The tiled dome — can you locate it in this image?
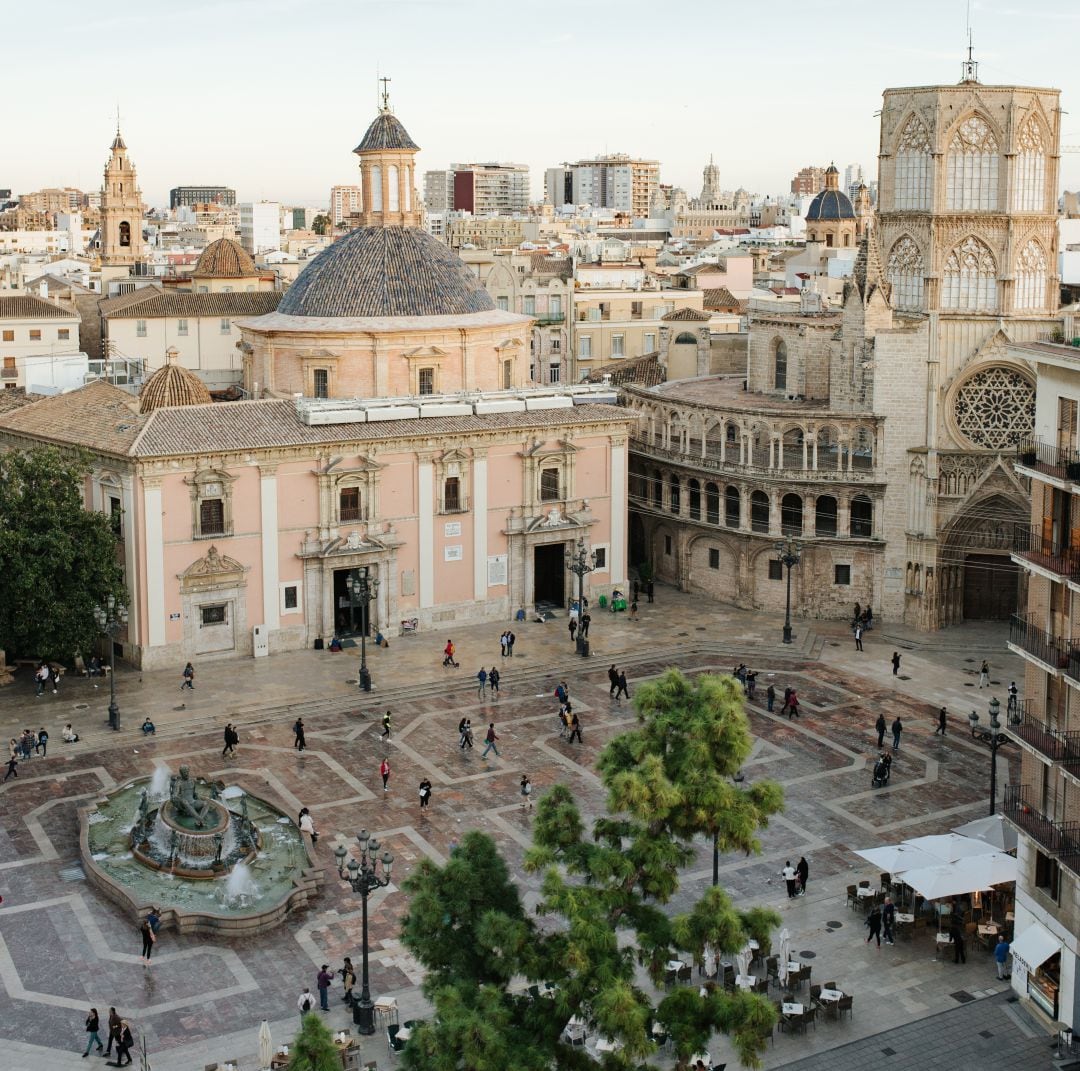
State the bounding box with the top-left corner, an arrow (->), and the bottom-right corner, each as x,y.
277,226 -> 496,318
194,238 -> 257,278
353,110 -> 419,154
139,362 -> 212,413
805,189 -> 856,221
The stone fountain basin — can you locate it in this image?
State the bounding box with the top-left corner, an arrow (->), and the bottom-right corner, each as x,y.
80,775 -> 324,937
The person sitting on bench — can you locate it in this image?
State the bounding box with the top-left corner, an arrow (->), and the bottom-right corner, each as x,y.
141,718 -> 156,735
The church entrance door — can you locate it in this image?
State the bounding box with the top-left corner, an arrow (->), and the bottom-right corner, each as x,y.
333,568 -> 371,637
533,544 -> 565,610
962,554 -> 1018,620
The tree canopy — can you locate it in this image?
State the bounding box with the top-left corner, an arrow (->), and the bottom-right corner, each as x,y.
399,669 -> 784,1070
286,1013 -> 341,1071
311,214 -> 330,235
0,446 -> 126,660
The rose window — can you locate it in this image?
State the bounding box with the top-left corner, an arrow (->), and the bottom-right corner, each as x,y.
952,366 -> 1035,449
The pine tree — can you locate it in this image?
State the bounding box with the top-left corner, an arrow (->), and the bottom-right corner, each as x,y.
286,1013 -> 341,1071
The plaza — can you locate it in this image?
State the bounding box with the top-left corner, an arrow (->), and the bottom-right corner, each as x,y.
0,587 -> 1055,1069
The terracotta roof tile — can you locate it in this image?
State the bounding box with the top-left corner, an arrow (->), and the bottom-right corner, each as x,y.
0,381 -> 144,455
661,307 -> 711,322
99,288 -> 281,318
585,352 -> 665,387
702,287 -> 740,309
0,294 -> 81,320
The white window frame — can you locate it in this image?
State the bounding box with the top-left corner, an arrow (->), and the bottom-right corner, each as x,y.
591,543 -> 609,573
279,581 -> 302,616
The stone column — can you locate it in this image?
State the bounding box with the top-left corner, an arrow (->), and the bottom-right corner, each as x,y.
143,478 -> 165,649
260,464 -> 280,631
473,451 -> 488,603
838,495 -> 851,539
418,456 -> 435,609
611,439 -> 627,585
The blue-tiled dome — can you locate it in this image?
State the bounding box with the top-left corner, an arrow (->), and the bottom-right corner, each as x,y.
806,189 -> 856,221
277,226 -> 495,318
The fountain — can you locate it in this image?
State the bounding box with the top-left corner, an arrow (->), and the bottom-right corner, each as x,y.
79,766 -> 323,936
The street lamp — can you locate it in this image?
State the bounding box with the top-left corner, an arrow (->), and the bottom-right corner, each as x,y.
333,831 -> 394,1034
969,697 -> 1020,816
565,536 -> 598,657
347,567 -> 379,692
774,537 -> 801,645
93,597 -> 127,731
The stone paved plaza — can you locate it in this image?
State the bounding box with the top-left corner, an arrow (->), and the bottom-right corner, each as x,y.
0,587 -> 1056,1069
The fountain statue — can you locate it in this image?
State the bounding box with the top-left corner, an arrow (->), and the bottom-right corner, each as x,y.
169,766 -> 214,828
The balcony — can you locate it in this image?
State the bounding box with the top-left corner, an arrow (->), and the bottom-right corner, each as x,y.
1008,614 -> 1074,671
1016,436 -> 1080,484
1,368 -> 18,379
1003,785 -> 1080,876
1008,700 -> 1080,768
439,495 -> 469,514
1012,525 -> 1080,581
536,313 -> 565,325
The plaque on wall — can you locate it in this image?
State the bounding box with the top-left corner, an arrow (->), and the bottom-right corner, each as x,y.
444,521 -> 462,537
487,555 -> 508,587
444,545 -> 463,562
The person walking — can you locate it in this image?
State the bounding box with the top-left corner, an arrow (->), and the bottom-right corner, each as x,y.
221,723 -> 236,758
458,717 -> 472,750
1007,681 -> 1018,714
341,958 -> 356,1004
379,757 -> 391,792
630,600 -> 639,622
881,896 -> 896,945
891,651 -> 901,676
646,580 -> 655,603
82,1007 -> 104,1058
891,717 -> 903,751
443,639 -> 459,667
34,662 -> 49,697
297,988 -> 316,1015
580,612 -> 591,638
520,774 -> 533,810
139,916 -> 156,966
554,680 -> 569,712
50,664 -> 60,695
181,662 -> 195,691
616,670 -> 630,701
994,935 -> 1011,979
110,1020 -> 134,1067
949,919 -> 966,964
608,665 -> 619,698
293,718 -> 306,752
568,617 -> 577,644
781,861 -> 798,898
381,710 -> 392,739
476,667 -> 488,698
103,1009 -> 121,1060
3,753 -> 17,782
935,707 -> 948,735
488,666 -> 500,696
865,903 -> 883,948
507,630 -> 516,657
36,727 -> 48,756
978,659 -> 990,688
481,723 -> 500,758
796,856 -> 809,895
419,778 -> 432,812
786,688 -> 800,719
766,683 -> 775,712
854,624 -> 864,652
568,712 -> 583,744
500,631 -> 509,658
875,713 -> 887,749
317,964 -> 334,1011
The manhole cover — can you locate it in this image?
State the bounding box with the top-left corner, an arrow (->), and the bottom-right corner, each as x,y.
950,990 -> 976,1004
58,866 -> 86,882
881,1047 -> 897,1057
677,632 -> 689,636
964,658 -> 976,663
347,679 -> 359,685
830,642 -> 841,647
826,921 -> 843,928
991,680 -> 1001,685
74,703 -> 89,710
799,950 -> 816,959
696,627 -> 707,631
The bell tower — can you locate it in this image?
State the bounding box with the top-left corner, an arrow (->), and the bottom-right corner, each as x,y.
100,124 -> 145,273
352,79 -> 422,229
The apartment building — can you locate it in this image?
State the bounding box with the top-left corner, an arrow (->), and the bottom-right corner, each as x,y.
0,293 -> 83,390
553,155 -> 660,216
239,202 -> 280,254
169,186 -> 236,209
330,185 -> 363,225
424,164 -> 530,216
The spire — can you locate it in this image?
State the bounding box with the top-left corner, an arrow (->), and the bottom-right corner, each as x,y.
960,2 -> 979,83
853,227 -> 890,305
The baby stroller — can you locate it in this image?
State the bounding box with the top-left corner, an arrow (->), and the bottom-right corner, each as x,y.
872,754 -> 892,788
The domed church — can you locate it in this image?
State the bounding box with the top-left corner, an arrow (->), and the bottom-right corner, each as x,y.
804,164 -> 858,248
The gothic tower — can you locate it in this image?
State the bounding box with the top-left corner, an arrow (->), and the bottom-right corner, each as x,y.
699,155 -> 720,205
99,127 -> 145,272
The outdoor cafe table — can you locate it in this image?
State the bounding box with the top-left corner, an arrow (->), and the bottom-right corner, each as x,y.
595,1037 -> 621,1053
895,913 -> 915,924
735,974 -> 756,990
666,959 -> 688,972
856,886 -> 877,899
979,924 -> 1001,937
818,988 -> 843,1003
397,1026 -> 413,1042
782,1002 -> 804,1016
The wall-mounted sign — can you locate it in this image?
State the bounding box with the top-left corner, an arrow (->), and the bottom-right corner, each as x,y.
487,555 -> 508,587
444,521 -> 462,537
444,545 -> 463,562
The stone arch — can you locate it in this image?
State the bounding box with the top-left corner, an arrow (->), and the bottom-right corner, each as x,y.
724,485 -> 741,528
886,235 -> 924,312
750,489 -> 770,533
944,112 -> 1001,212
773,337 -> 788,391
749,421 -> 772,467
704,481 -> 720,525
852,425 -> 875,469
893,113 -> 932,210
815,494 -> 838,537
781,423 -> 807,469
816,424 -> 842,470
704,420 -> 725,460
942,235 -> 997,312
1012,113 -> 1048,213
949,362 -> 1035,450
685,532 -> 741,605
1014,238 -> 1049,311
781,492 -> 803,536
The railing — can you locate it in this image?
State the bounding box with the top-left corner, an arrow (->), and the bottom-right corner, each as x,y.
536,313 -> 565,324
1,369 -> 17,379
1016,437 -> 1080,482
339,506 -> 364,522
1067,647 -> 1080,688
1003,785 -> 1080,876
440,496 -> 469,514
1008,614 -> 1073,670
1008,700 -> 1080,767
1012,524 -> 1080,580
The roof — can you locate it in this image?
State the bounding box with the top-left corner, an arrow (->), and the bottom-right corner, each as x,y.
677,262 -> 726,276
585,351 -> 665,388
806,188 -> 855,221
0,381 -> 144,456
23,274 -> 95,295
0,388 -> 43,414
703,287 -> 741,310
193,238 -> 257,278
99,287 -> 281,318
276,226 -> 495,318
662,307 -> 711,322
353,110 -> 419,153
130,400 -> 632,457
0,294 -> 81,321
139,362 -> 213,413
530,254 -> 572,276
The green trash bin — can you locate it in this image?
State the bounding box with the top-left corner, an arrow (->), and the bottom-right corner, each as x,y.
598,594 -> 608,608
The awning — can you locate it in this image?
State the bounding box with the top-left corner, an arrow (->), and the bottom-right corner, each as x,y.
1011,921 -> 1062,970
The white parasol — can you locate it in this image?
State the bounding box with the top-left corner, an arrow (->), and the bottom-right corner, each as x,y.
777,928 -> 791,983
899,852 -> 1017,900
258,1020 -> 273,1070
951,814 -> 1018,853
852,844 -> 942,874
902,833 -> 999,864
703,945 -> 717,979
735,946 -> 752,979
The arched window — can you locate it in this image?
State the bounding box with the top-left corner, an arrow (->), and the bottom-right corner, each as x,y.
850,495 -> 873,538
887,236 -> 924,312
652,469 -> 662,508
1012,116 -> 1046,212
894,115 -> 932,210
724,486 -> 740,528
669,475 -> 681,514
370,165 -> 383,212
705,482 -> 720,525
942,236 -> 997,311
774,339 -> 788,391
946,115 -> 999,211
1014,240 -> 1048,310
750,491 -> 770,533
388,164 -> 399,212
688,479 -> 701,520
119,221 -> 131,247
674,332 -> 697,344
781,493 -> 803,536
815,495 -> 838,537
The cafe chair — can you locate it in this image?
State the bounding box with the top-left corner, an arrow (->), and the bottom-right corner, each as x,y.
823,980 -> 837,991
846,884 -> 858,910
563,1020 -> 588,1047
753,977 -> 769,994
387,1025 -> 406,1058
664,967 -> 678,987
722,965 -> 736,992
857,879 -> 870,889
678,964 -> 693,982
880,872 -> 891,892
804,1007 -> 817,1031
838,994 -> 854,1020
809,984 -> 822,1008
765,955 -> 780,986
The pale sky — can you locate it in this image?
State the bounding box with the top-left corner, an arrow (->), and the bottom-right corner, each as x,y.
6,0 -> 1080,207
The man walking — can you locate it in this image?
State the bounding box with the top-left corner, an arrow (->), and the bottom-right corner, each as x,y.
477,667 -> 488,698
796,856 -> 809,895
580,612 -> 591,638
489,666 -> 500,696
875,713 -> 887,749
568,712 -> 583,743
766,683 -> 775,712
881,896 -> 896,945
781,860 -> 798,898
507,630 -> 516,657
443,639 -> 459,667
950,919 -> 966,963
646,580 -> 654,603
181,662 -> 195,690
36,727 -> 48,756
379,757 -> 391,792
482,722 -> 500,758
293,717 -> 306,752
935,707 -> 947,735
891,717 -> 903,751
568,617 -> 577,644
854,624 -> 864,652
419,778 -> 432,813
317,964 -> 334,1011
994,935 -> 1011,979
500,631 -> 509,658
1007,681 -> 1018,714
616,670 -> 630,702
979,659 -> 990,688
382,710 -> 392,739
103,1009 -> 122,1060
458,717 -> 473,750
891,651 -> 901,676
865,903 -> 882,948
297,988 -> 316,1016
608,665 -> 619,698
222,723 -> 237,758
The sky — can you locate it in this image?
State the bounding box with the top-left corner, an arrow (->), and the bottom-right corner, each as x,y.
5,0 -> 1080,208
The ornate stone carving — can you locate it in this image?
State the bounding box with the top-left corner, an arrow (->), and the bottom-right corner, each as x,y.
942,236 -> 997,311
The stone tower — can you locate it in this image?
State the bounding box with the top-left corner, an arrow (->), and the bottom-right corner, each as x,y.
700,155 -> 720,204
352,85 -> 421,229
99,127 -> 145,273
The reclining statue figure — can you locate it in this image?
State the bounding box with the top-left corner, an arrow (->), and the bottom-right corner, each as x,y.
169,765 -> 213,828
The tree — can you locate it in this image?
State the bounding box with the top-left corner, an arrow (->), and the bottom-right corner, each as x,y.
311,214 -> 330,236
399,669 -> 785,1070
0,446 -> 126,660
286,1013 -> 340,1071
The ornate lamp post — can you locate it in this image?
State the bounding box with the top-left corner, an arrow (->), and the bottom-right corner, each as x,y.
969,697 -> 1019,816
774,537 -> 801,645
93,597 -> 127,731
565,536 -> 598,656
333,831 -> 394,1034
347,567 -> 379,692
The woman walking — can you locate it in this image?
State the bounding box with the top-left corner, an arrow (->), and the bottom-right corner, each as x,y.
293,717 -> 306,752
139,916 -> 156,966
520,774 -> 533,811
181,662 -> 195,691
82,1007 -> 104,1058
380,757 -> 391,792
110,1019 -> 134,1067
